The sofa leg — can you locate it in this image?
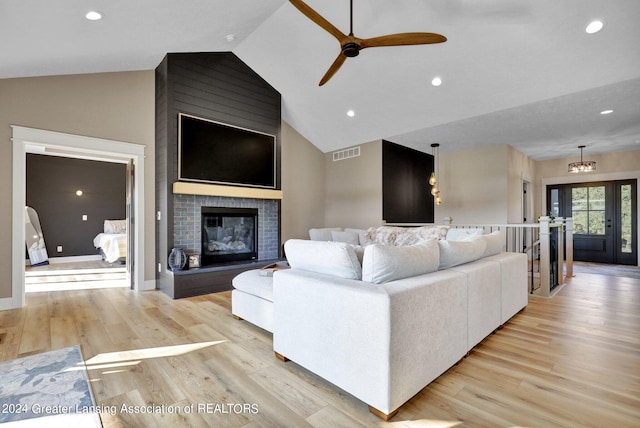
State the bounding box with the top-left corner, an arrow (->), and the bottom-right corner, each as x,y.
368,406 -> 399,421
274,352 -> 289,362
232,315 -> 244,321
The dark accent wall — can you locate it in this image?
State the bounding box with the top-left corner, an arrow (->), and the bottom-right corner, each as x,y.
382,140 -> 434,223
26,154 -> 126,257
155,52 -> 282,295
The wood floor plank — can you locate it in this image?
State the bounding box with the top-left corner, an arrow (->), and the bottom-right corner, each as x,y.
1,272 -> 639,427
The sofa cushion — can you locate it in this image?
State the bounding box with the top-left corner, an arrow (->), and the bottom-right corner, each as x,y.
232,269 -> 275,302
331,230 -> 360,245
438,238 -> 487,269
481,231 -> 504,257
285,239 -> 362,280
362,241 -> 439,284
364,225 -> 449,246
309,227 -> 342,241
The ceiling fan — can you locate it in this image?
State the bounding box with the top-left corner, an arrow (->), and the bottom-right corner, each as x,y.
290,0 -> 447,86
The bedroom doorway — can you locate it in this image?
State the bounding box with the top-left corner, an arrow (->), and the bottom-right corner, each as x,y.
24,153 -> 130,292
11,126 -> 147,309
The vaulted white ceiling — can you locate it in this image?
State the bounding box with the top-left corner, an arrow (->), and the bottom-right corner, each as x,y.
2,0 -> 639,160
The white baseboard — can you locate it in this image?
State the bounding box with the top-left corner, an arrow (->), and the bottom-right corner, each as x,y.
142,279 -> 157,291
27,255 -> 103,265
0,296 -> 21,311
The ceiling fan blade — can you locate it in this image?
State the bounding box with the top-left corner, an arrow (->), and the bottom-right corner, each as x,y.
290,0 -> 347,42
360,32 -> 447,49
319,53 -> 347,86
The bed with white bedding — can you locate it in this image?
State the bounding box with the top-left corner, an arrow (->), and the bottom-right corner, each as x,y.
94,220 -> 127,263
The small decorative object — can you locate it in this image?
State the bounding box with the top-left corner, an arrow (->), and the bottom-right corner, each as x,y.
188,254 -> 200,269
168,247 -> 187,272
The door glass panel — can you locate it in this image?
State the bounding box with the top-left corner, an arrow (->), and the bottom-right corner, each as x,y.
572,186 -> 606,235
589,186 -> 605,210
621,184 -> 632,253
549,188 -> 560,217
572,187 -> 588,211
573,211 -> 588,234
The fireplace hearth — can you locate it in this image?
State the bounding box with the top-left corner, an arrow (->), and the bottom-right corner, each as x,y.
201,207 -> 258,265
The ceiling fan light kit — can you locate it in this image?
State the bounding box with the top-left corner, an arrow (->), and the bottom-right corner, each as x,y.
289,0 -> 447,86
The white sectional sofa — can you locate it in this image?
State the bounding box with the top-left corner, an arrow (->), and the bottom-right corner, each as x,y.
232,225 -> 528,420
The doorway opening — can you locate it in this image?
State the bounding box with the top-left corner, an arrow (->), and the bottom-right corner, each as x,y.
11,126 -> 147,309
24,154 -> 130,292
547,180 -> 637,265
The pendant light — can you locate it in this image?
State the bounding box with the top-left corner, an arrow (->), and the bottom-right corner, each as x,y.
568,145 -> 596,173
430,143 -> 442,205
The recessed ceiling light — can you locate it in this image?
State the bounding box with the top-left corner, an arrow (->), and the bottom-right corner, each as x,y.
225,34 -> 235,42
346,110 -> 355,117
85,11 -> 103,21
600,109 -> 614,115
431,77 -> 442,87
585,20 -> 604,34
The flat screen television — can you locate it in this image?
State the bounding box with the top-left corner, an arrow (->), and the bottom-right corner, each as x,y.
178,113 -> 277,189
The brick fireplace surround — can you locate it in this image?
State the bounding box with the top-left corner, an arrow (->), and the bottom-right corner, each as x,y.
173,194 -> 280,261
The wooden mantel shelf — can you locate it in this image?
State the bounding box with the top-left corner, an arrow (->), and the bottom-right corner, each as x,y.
173,182 -> 283,200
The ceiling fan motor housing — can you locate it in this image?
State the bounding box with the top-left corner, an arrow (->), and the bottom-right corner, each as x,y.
342,42 -> 361,57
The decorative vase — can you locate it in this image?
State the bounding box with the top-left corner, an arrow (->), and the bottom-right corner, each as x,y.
168,247 -> 187,272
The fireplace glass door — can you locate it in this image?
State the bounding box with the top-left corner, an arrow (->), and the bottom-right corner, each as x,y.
201,207 -> 258,265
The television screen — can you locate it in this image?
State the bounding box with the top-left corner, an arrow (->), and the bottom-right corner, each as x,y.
178,113 -> 276,189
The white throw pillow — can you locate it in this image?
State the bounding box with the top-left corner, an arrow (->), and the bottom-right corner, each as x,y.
362,241 -> 439,284
309,227 -> 342,241
284,239 -> 362,280
446,228 -> 483,241
331,230 -> 360,245
481,231 -> 504,257
344,228 -> 367,245
438,238 -> 487,269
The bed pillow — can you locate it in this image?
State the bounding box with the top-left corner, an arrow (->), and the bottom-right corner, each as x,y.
104,220 -> 127,234
438,238 -> 487,269
284,239 -> 362,280
362,240 -> 439,284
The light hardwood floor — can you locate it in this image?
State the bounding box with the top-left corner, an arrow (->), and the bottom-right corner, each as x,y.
1,272 -> 639,427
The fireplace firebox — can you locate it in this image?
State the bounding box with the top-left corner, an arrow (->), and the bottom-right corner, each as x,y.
201,207 -> 258,266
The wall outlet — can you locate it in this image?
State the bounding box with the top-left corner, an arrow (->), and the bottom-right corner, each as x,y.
158,263 -> 162,273
56,245 -> 63,253
82,214 -> 88,221
156,211 -> 161,221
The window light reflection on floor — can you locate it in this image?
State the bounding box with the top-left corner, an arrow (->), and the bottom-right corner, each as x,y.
80,341 -> 227,371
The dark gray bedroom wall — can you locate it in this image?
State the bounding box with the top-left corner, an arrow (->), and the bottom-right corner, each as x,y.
26,154 -> 127,258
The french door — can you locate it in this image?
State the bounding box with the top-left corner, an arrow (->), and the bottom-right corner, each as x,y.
548,180 -> 637,265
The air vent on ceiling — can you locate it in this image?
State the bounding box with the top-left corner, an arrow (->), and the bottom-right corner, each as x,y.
333,146 -> 360,162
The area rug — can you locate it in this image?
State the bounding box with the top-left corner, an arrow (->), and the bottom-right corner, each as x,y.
0,345 -> 101,426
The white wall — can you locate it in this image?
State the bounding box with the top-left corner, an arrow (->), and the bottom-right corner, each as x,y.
324,140 -> 383,229
436,144 -> 510,224
0,71 -> 155,301
281,121 -> 326,241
